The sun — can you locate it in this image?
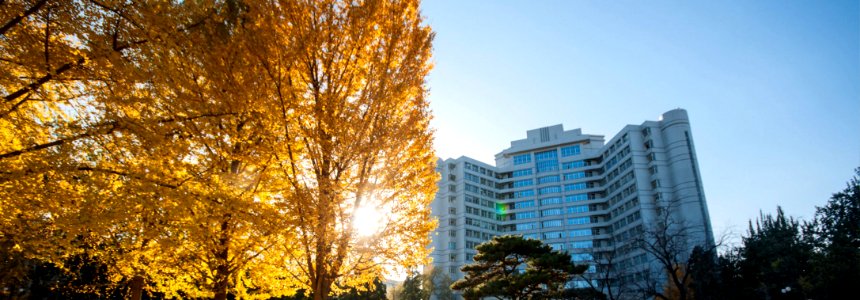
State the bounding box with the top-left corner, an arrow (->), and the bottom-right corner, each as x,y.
353,205 -> 386,236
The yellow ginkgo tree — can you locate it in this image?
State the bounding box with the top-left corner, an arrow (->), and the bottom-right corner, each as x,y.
1,0 -> 437,299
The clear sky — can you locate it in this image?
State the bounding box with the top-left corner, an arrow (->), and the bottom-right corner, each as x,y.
420,0 -> 860,241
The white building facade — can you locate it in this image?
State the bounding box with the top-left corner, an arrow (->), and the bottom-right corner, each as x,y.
429,109 -> 714,297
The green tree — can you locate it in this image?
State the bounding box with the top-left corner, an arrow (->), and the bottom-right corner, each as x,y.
398,272 -> 429,300
425,267 -> 455,300
451,235 -> 587,300
806,168 -> 860,299
739,207 -> 813,299
332,278 -> 387,300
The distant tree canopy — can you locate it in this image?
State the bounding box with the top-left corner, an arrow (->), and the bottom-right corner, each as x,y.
706,168 -> 860,300
451,235 -> 588,300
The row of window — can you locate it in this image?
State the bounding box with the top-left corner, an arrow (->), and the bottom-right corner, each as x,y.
605,158 -> 632,182
465,205 -> 496,219
509,193 -> 588,210
609,185 -> 638,207
464,161 -> 495,177
465,229 -> 494,241
567,205 -> 589,214
465,183 -> 496,198
465,217 -> 497,231
564,182 -> 587,191
561,145 -> 581,157
536,160 -> 558,173
614,224 -> 644,244
564,171 -> 586,181
604,145 -> 631,170
538,185 -> 562,195
540,197 -> 562,206
513,179 -> 533,188
612,211 -> 642,231
514,219 -> 565,231
513,154 -> 531,165
606,171 -> 635,195
512,168 -> 532,177
562,160 -> 586,170
604,133 -> 629,157
513,144 -> 583,167
541,229 -> 593,240
538,175 -> 560,184
611,197 -> 640,219
465,195 -> 495,209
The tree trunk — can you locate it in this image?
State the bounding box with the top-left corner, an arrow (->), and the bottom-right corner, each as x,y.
213,219 -> 231,300
312,276 -> 331,300
129,275 -> 144,300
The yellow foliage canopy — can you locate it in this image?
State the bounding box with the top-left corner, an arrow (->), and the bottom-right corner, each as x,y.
1,0 -> 436,299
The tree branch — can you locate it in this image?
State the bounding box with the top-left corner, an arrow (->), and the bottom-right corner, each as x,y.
0,0 -> 48,36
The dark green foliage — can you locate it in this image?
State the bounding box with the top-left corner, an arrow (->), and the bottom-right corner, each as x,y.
804,168 -> 860,299
738,207 -> 813,299
686,246 -> 720,300
332,278 -> 387,300
451,235 -> 587,300
398,272 -> 429,300
425,267 -> 455,300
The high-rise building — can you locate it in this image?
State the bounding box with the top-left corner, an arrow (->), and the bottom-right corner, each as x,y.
429,109 -> 713,297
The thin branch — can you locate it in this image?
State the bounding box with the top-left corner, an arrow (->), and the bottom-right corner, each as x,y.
3,56 -> 85,104
0,0 -> 48,36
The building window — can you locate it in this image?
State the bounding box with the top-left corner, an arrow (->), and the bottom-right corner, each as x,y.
513,190 -> 535,198
448,242 -> 456,250
572,253 -> 593,262
565,193 -> 588,202
535,149 -> 558,160
537,175 -> 560,184
567,217 -> 590,225
569,229 -> 592,237
562,160 -> 585,169
449,266 -> 458,274
561,145 -> 581,157
515,222 -> 539,231
448,219 -> 456,226
514,200 -> 536,209
449,207 -> 456,214
571,240 -> 593,249
565,183 -> 587,191
523,233 -> 539,240
549,243 -> 565,250
513,168 -> 533,177
543,231 -> 564,239
513,154 -> 532,165
542,208 -> 564,217
538,186 -> 562,195
535,161 -> 558,173
564,172 -> 586,181
567,205 -> 589,214
515,211 -> 537,220
450,254 -> 457,261
540,197 -> 562,206
449,230 -> 457,237
513,179 -> 534,188
542,219 -> 563,228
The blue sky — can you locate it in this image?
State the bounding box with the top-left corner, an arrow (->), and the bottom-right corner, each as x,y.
420,0 -> 860,241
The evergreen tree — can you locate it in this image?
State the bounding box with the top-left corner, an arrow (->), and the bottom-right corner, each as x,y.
739,207 -> 813,299
451,235 -> 587,300
398,272 -> 429,300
